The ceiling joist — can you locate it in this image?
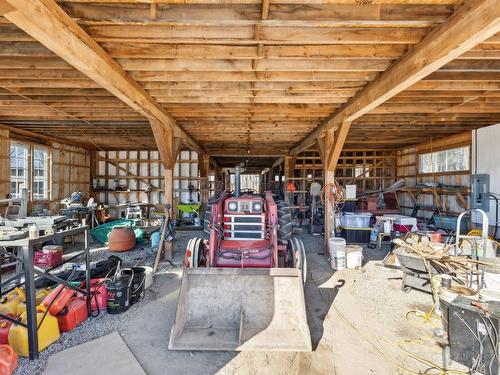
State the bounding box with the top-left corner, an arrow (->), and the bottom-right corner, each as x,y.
1,0 -> 204,159
290,0 -> 500,162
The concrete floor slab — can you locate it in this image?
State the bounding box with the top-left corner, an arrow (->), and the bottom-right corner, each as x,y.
44,332 -> 146,375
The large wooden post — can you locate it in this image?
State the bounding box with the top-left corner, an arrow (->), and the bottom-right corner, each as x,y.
224,169 -> 231,191
214,167 -> 223,194
323,130 -> 335,257
150,119 -> 181,260
199,154 -> 210,208
163,167 -> 174,259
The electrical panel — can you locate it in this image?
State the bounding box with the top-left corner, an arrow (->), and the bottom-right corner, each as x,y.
471,174 -> 490,212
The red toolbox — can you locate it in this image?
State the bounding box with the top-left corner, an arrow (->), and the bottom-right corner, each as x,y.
80,279 -> 107,312
0,315 -> 15,345
34,250 -> 63,269
42,284 -> 75,316
57,297 -> 88,332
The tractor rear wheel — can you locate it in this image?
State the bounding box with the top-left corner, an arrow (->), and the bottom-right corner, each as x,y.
186,237 -> 205,268
203,203 -> 212,235
287,237 -> 307,284
276,200 -> 293,241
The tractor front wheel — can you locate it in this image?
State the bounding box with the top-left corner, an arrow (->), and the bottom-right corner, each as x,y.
185,237 -> 205,268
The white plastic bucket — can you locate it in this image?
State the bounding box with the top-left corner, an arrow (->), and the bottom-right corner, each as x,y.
345,245 -> 363,269
328,237 -> 346,270
334,249 -> 346,271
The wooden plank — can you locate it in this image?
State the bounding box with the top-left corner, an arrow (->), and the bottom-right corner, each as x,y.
0,129 -> 9,198
290,0 -> 500,160
2,0 -> 203,154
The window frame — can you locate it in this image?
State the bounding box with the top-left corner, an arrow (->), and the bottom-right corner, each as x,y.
418,145 -> 470,175
32,146 -> 50,201
10,143 -> 29,199
9,142 -> 51,201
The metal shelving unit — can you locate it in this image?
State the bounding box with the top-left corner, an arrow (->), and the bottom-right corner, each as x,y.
0,225 -> 91,359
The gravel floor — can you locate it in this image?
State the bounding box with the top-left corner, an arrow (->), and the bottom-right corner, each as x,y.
13,231 -> 192,375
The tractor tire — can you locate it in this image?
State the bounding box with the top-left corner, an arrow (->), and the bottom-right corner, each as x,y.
276,200 -> 293,241
287,237 -> 307,284
203,203 -> 212,235
186,237 -> 205,268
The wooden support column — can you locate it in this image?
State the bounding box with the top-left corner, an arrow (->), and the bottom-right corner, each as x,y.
163,168 -> 174,259
0,130 -> 9,199
224,170 -> 231,191
149,119 -> 181,260
323,130 -> 335,257
214,167 -> 223,194
199,154 -> 210,209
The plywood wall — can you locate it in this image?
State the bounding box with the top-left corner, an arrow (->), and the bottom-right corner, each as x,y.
49,142 -> 91,211
0,130 -> 9,199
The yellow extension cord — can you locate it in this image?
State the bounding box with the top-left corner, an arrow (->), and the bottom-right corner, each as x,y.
332,304 -> 470,375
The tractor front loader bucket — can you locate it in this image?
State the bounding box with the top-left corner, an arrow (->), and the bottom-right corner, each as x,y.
168,268 -> 311,352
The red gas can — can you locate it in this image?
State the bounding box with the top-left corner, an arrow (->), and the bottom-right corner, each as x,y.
0,344 -> 18,375
57,297 -> 88,332
42,284 -> 75,316
0,316 -> 15,345
80,279 -> 107,312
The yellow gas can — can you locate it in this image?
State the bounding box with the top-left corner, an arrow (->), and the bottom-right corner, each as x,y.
16,289 -> 51,316
8,307 -> 60,357
0,289 -> 25,316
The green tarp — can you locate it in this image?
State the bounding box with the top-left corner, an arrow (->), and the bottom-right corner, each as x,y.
90,219 -> 145,246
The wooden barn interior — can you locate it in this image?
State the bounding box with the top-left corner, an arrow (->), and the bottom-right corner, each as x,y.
1,1 -> 500,374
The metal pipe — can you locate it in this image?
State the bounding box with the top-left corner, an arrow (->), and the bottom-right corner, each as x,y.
234,164 -> 241,197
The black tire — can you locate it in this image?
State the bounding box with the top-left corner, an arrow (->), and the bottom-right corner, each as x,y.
276,199 -> 293,241
288,237 -> 307,284
186,238 -> 204,267
203,203 -> 212,235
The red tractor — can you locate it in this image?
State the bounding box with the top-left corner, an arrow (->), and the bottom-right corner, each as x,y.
169,165 -> 311,352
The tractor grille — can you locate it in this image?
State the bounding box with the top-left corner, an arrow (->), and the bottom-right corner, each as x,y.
224,214 -> 265,240
234,216 -> 261,223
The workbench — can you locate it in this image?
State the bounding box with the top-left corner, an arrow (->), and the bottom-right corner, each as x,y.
0,225 -> 91,359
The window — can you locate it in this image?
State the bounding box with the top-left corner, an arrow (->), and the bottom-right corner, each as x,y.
10,143 -> 50,200
419,146 -> 469,174
33,147 -> 49,200
10,144 -> 28,198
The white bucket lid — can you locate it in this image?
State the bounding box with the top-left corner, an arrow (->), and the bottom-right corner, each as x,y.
345,245 -> 363,253
329,237 -> 346,244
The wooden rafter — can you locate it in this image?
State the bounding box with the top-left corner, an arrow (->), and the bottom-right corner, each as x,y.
1,0 -> 204,155
290,0 -> 500,163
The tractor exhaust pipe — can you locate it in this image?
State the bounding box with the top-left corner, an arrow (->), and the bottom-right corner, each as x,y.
234,164 -> 241,197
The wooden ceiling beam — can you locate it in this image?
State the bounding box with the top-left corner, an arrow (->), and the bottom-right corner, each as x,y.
1,0 -> 204,159
290,0 -> 500,162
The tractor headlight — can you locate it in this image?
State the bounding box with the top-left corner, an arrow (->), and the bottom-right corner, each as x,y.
252,202 -> 262,212
228,202 -> 238,211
